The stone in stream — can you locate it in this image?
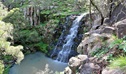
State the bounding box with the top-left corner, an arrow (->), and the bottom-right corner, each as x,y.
64,67 -> 72,74
64,55 -> 88,74
68,57 -> 81,67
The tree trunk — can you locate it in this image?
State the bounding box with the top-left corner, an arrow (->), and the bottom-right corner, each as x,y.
24,6 -> 40,26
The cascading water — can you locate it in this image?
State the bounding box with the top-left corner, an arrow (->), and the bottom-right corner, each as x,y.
52,13 -> 86,62
51,16 -> 70,57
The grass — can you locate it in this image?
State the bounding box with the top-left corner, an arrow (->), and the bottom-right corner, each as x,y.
109,56 -> 126,69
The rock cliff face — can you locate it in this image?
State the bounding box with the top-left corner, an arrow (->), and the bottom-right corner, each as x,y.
64,1 -> 126,74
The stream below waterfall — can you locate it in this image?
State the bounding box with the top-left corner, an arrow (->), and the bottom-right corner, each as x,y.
9,52 -> 67,74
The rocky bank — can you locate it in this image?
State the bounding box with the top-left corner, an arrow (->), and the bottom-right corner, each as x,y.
64,1 -> 126,74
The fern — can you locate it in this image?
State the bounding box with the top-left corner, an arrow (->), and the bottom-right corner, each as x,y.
91,47 -> 109,58
109,38 -> 123,49
119,41 -> 126,52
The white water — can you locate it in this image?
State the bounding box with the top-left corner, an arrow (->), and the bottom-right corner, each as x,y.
56,13 -> 86,62
51,16 -> 70,57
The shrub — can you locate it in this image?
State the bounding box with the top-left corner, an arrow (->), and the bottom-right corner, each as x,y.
2,8 -> 29,29
0,21 -> 24,64
34,42 -> 48,53
0,60 -> 4,74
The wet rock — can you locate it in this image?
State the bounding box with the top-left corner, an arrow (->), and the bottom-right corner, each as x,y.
69,50 -> 78,59
50,49 -> 60,59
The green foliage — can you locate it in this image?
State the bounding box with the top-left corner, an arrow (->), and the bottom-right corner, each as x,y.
109,38 -> 123,49
83,27 -> 89,33
107,54 -> 114,62
40,20 -> 59,44
0,2 -> 8,20
2,8 -> 28,29
14,29 -> 41,44
0,61 -> 4,74
34,42 -> 48,53
2,55 -> 13,63
118,41 -> 126,52
2,8 -> 57,54
0,21 -> 24,64
109,56 -> 126,69
3,64 -> 11,74
40,0 -> 89,22
91,47 -> 109,58
109,36 -> 126,52
0,21 -> 13,39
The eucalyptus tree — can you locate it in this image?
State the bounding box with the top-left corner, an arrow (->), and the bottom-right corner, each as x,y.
22,0 -> 52,26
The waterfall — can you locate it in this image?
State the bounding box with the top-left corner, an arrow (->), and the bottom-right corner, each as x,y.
51,16 -> 70,57
52,13 -> 87,62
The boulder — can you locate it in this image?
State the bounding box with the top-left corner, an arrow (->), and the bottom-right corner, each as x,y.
102,68 -> 113,74
68,57 -> 81,74
77,55 -> 88,62
102,26 -> 115,34
77,33 -> 103,55
114,19 -> 126,38
66,55 -> 88,74
88,63 -> 100,69
68,57 -> 81,67
109,1 -> 126,24
77,32 -> 112,55
102,68 -> 122,74
64,67 -> 72,74
80,63 -> 93,74
80,63 -> 100,74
